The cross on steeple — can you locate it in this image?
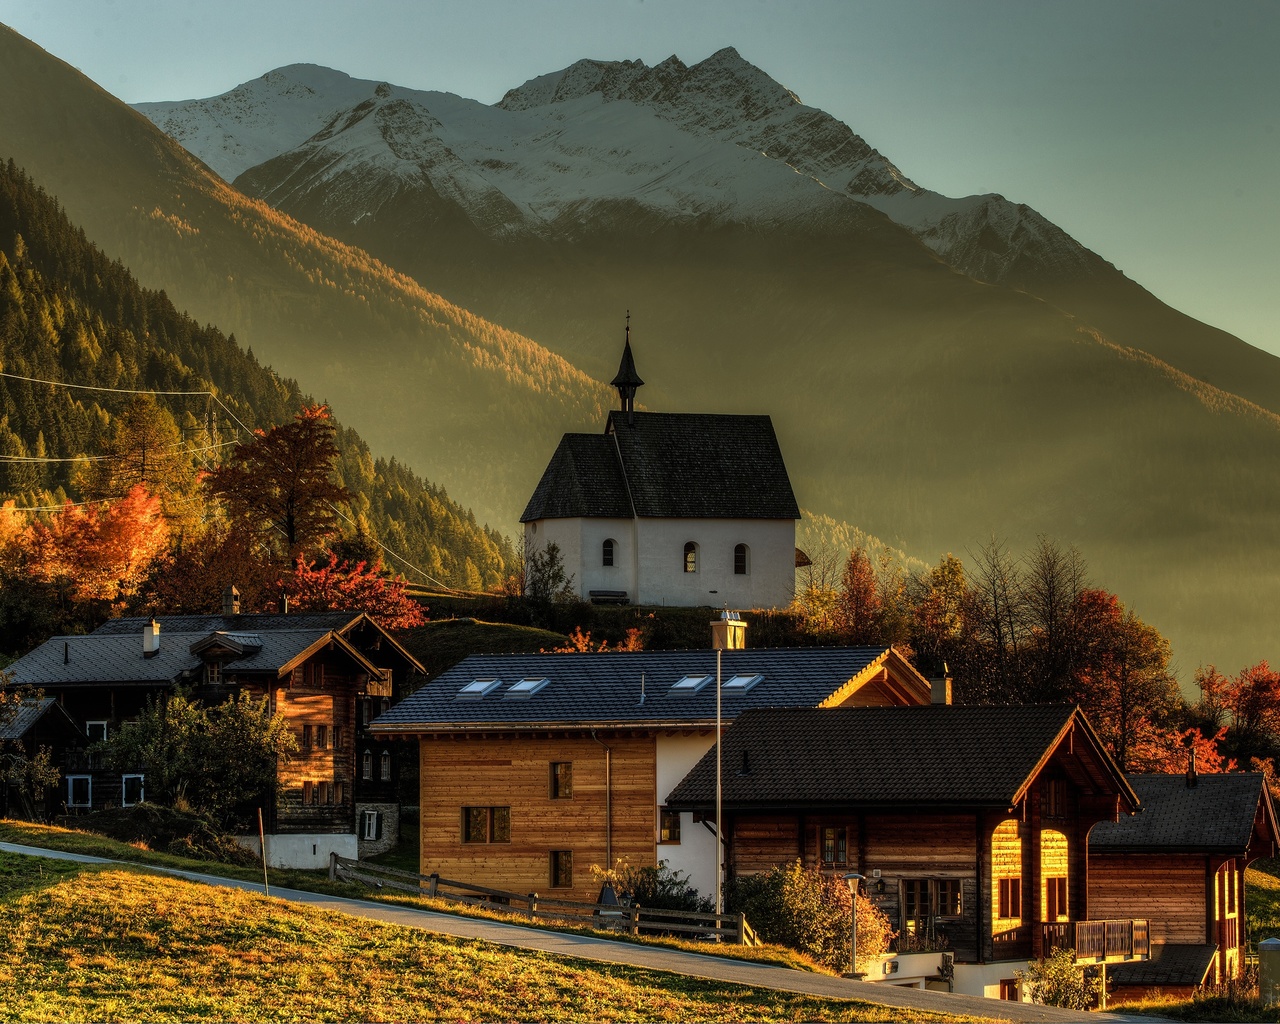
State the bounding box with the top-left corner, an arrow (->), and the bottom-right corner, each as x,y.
610,311 -> 644,423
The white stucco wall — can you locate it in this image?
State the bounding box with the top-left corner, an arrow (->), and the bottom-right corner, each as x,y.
526,516 -> 795,609
235,832 -> 358,870
656,732 -> 721,901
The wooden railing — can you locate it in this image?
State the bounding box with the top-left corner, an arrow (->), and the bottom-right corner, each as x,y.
329,854 -> 760,946
1042,919 -> 1150,961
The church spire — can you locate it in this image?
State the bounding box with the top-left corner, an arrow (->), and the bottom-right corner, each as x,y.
610,311 -> 644,423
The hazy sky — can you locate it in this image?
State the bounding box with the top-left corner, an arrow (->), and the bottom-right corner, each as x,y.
3,0 -> 1276,357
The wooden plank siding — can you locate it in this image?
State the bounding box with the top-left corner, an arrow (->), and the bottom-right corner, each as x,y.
1089,854 -> 1208,945
420,734 -> 657,903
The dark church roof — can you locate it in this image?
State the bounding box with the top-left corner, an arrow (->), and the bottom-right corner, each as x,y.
1090,773 -> 1274,854
521,411 -> 799,522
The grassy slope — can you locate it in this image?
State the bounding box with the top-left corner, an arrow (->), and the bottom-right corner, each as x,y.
0,850 -> 981,1022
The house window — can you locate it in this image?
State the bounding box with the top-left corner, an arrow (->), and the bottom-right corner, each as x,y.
462,806 -> 511,843
362,809 -> 382,841
550,850 -> 573,889
333,726 -> 342,750
85,720 -> 108,769
303,781 -> 313,805
121,774 -> 145,807
602,539 -> 615,567
380,750 -> 392,782
67,775 -> 91,808
1000,979 -> 1020,1001
362,750 -> 373,780
734,543 -> 749,575
1045,877 -> 1067,921
937,878 -> 962,917
903,878 -> 930,933
1043,778 -> 1067,819
206,661 -> 221,685
335,781 -> 344,805
660,808 -> 681,844
325,781 -> 335,806
683,542 -> 697,573
998,877 -> 1022,919
822,827 -> 847,866
550,761 -> 573,799
317,725 -> 328,750
302,724 -> 313,751
362,700 -> 371,727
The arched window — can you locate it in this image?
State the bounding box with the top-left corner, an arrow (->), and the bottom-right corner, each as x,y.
734,543 -> 749,575
602,538 -> 615,566
683,542 -> 698,573
380,750 -> 393,782
362,750 -> 373,781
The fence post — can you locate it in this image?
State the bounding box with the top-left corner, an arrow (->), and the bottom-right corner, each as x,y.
527,892 -> 538,919
737,912 -> 747,945
428,872 -> 439,897
630,903 -> 640,936
328,851 -> 338,882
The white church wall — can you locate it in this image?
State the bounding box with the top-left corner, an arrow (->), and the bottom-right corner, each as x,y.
634,517 -> 794,609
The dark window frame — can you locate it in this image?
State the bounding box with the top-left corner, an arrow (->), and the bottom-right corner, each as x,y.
683,541 -> 697,573
462,806 -> 511,844
734,543 -> 749,575
550,761 -> 573,799
550,849 -> 573,889
659,808 -> 681,844
602,538 -> 615,567
998,876 -> 1022,919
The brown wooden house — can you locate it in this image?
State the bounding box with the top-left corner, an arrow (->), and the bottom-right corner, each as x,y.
371,646 -> 934,902
7,608 -> 423,866
1090,771 -> 1278,997
0,697 -> 85,819
665,704 -> 1147,999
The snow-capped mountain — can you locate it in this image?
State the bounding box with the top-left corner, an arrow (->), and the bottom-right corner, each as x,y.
136,48 -> 1101,287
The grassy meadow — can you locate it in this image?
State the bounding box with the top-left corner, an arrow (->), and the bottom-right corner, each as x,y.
0,850 -> 983,1022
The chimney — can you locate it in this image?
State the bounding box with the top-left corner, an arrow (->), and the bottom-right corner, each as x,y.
710,609 -> 746,651
1186,747 -> 1198,788
223,585 -> 240,616
142,618 -> 160,658
930,674 -> 953,705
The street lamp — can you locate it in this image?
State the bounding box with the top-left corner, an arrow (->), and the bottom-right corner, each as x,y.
842,872 -> 865,978
709,610 -> 745,922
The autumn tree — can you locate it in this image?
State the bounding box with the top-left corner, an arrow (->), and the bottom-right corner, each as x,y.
1020,538 -> 1089,703
1192,662 -> 1280,767
204,404 -> 351,559
281,554 -> 426,630
907,553 -> 968,676
835,546 -> 882,645
962,538 -> 1028,703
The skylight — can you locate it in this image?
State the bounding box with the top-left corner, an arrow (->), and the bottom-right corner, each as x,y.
458,678 -> 501,699
505,677 -> 549,699
722,673 -> 763,693
670,673 -> 713,694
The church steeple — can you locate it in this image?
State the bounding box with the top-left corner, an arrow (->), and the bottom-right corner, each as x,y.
610,311 -> 644,423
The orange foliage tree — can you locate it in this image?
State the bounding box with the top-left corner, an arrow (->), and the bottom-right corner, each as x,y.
26,485 -> 168,602
1193,661 -> 1280,767
280,554 -> 426,630
1128,725 -> 1235,774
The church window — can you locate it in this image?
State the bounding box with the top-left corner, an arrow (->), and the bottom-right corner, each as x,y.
684,542 -> 698,573
602,538 -> 615,566
734,543 -> 749,575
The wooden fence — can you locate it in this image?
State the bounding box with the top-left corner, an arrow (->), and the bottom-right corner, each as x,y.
330,854 -> 760,946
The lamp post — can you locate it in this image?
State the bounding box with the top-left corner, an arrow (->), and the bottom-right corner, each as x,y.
842,872 -> 865,978
709,610 -> 745,923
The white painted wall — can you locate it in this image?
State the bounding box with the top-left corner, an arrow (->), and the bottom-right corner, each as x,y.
656,732 -> 720,900
235,832 -> 358,870
526,516 -> 795,609
952,961 -> 1030,999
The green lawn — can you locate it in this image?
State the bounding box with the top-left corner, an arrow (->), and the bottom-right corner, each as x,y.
0,851 -> 985,1022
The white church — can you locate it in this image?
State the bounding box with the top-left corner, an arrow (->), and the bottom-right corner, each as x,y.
520,327 -> 800,608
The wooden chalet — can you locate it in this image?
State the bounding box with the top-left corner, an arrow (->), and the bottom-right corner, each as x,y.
665,704 -> 1147,999
1090,771 -> 1278,996
370,646 -> 933,903
7,603 -> 423,866
0,697 -> 84,819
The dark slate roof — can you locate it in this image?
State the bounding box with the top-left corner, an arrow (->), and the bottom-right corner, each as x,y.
0,697 -> 80,741
372,647 -> 898,732
610,339 -> 644,389
93,612 -> 359,635
1090,773 -> 1268,853
521,411 -> 799,522
520,434 -> 632,521
667,705 -> 1090,808
1106,944 -> 1216,989
6,629 -> 340,686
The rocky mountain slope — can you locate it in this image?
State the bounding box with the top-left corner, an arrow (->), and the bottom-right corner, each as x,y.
5,25 -> 1280,673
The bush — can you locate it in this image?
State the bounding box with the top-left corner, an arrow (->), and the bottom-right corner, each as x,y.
726,860 -> 894,972
591,859 -> 712,914
1016,946 -> 1101,1008
71,803 -> 258,866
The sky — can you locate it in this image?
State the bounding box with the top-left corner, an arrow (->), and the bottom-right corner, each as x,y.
2,0 -> 1276,357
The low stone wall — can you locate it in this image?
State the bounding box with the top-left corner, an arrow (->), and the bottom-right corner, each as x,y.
235,832 -> 358,870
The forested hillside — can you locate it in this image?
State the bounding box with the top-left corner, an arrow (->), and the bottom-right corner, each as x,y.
0,159 -> 512,606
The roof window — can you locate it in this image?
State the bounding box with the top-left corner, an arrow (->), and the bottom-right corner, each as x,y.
505,677 -> 550,699
670,673 -> 713,694
722,673 -> 763,694
458,678 -> 501,699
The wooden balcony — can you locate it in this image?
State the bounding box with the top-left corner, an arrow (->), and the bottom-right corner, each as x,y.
1042,919 -> 1150,963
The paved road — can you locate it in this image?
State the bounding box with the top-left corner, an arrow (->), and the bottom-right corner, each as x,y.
1,841 -> 1156,1023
